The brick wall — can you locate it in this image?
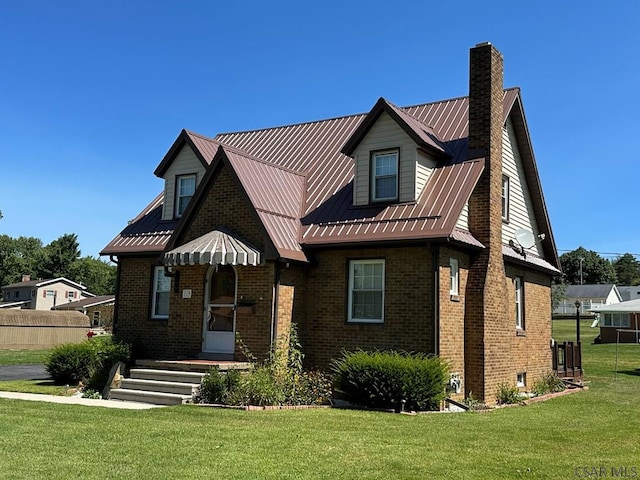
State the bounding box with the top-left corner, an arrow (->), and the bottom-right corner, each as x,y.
115,256 -> 169,358
182,165 -> 266,251
505,265 -> 553,389
301,245 -> 433,369
438,246 -> 470,400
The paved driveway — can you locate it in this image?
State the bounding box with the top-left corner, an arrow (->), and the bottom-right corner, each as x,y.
0,364 -> 49,381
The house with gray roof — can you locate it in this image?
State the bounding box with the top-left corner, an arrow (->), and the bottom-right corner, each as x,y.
101,43 -> 562,403
554,284 -> 622,315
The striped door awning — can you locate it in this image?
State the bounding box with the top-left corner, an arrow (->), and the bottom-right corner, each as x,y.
163,229 -> 262,266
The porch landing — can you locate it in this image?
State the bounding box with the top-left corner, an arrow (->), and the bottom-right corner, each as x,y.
135,358 -> 251,373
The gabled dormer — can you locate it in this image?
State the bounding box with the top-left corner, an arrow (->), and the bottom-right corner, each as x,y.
153,129 -> 221,221
341,98 -> 450,206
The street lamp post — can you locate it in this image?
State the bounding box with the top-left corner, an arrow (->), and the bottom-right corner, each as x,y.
575,300 -> 581,344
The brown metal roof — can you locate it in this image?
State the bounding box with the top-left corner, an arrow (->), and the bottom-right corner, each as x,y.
100,193 -> 176,256
103,87 -> 558,271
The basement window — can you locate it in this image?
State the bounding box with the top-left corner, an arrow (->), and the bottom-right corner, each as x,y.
516,372 -> 526,387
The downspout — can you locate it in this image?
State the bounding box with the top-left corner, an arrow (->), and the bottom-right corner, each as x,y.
109,255 -> 120,335
270,262 -> 283,348
431,243 -> 440,356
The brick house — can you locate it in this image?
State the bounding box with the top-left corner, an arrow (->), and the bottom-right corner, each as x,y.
101,43 -> 560,403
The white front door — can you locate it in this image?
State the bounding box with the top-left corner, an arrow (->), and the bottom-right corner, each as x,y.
203,265 -> 236,354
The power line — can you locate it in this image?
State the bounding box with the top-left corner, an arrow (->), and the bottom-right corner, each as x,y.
558,249 -> 640,259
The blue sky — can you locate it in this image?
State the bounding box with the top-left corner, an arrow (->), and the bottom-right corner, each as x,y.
1,1 -> 638,260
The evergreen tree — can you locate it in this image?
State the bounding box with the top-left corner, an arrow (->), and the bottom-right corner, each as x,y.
613,253 -> 640,286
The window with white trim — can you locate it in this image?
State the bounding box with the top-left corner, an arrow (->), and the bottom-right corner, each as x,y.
450,258 -> 459,296
348,259 -> 385,323
502,175 -> 510,222
152,266 -> 171,319
515,276 -> 524,329
516,372 -> 526,387
67,291 -> 76,299
175,174 -> 196,218
371,150 -> 398,202
603,313 -> 629,328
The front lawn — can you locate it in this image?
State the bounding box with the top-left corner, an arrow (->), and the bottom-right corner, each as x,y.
0,322 -> 638,479
0,348 -> 50,366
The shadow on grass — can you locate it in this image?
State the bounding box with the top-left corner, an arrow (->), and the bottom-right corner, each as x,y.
615,369 -> 640,377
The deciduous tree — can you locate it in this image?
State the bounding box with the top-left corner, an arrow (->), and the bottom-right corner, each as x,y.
559,247 -> 617,285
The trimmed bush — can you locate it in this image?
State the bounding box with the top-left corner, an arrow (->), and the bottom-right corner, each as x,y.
45,336 -> 131,391
46,342 -> 94,385
332,350 -> 449,411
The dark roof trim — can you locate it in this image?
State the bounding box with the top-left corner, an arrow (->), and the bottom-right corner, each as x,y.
154,129 -> 215,178
340,97 -> 450,158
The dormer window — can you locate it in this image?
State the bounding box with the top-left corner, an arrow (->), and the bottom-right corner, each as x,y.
371,149 -> 398,202
175,174 -> 196,218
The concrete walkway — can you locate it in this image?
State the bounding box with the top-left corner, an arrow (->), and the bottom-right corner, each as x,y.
0,391 -> 164,409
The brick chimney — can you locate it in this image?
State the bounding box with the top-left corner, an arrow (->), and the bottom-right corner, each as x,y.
464,42 -> 511,402
21,274 -> 31,282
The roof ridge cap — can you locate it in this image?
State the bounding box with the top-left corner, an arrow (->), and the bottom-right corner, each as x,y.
221,145 -> 307,178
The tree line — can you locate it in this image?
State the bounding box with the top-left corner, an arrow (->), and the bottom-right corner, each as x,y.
0,233 -> 116,296
559,246 -> 640,286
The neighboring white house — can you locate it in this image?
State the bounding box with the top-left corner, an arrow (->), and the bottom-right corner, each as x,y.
555,284 -> 622,315
0,276 -> 94,310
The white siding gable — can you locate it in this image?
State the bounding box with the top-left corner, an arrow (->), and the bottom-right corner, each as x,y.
501,116 -> 543,257
352,112 -> 429,205
161,145 -> 207,220
455,201 -> 469,230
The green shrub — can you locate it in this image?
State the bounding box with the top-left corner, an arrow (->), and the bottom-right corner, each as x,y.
46,342 -> 94,385
84,336 -> 131,391
199,368 -> 242,404
45,337 -> 130,391
199,324 -> 332,406
496,383 -> 525,405
532,373 -> 566,396
332,350 -> 449,411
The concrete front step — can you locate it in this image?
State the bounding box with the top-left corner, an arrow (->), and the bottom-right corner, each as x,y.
130,368 -> 205,384
110,388 -> 192,406
120,378 -> 200,396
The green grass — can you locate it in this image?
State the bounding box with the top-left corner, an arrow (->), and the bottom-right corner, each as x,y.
0,349 -> 50,366
0,324 -> 638,479
0,380 -> 70,396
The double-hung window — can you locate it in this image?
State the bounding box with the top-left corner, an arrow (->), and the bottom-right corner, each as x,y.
348,259 -> 385,323
502,175 -> 510,222
175,174 -> 196,218
371,150 -> 398,202
152,266 -> 171,319
450,258 -> 459,296
515,276 -> 524,329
